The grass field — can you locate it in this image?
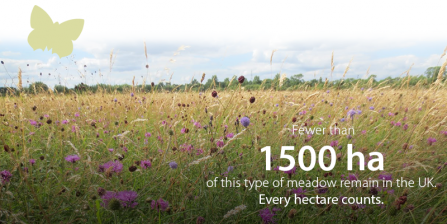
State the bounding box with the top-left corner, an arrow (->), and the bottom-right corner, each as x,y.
1,86 -> 447,223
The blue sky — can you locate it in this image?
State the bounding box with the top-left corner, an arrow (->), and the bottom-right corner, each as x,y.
1,0 -> 446,88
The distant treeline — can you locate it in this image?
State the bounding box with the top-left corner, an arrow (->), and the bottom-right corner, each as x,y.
0,66 -> 445,95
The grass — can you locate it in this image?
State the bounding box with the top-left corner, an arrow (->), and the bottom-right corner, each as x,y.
1,86 -> 447,223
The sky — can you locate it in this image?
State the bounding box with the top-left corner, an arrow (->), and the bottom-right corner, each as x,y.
0,0 -> 446,88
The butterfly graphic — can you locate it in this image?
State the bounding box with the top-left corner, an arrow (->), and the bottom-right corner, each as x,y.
28,5 -> 84,58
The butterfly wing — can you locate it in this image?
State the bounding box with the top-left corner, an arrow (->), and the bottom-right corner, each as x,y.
28,5 -> 54,51
30,5 -> 53,29
51,19 -> 84,58
59,19 -> 84,41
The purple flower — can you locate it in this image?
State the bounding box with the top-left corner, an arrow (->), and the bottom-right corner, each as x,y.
140,160 -> 152,169
99,161 -> 123,173
259,207 -> 280,224
151,198 -> 169,211
65,155 -> 80,163
1,170 -> 12,184
116,190 -> 138,208
29,159 -> 36,165
227,166 -> 234,172
130,93 -> 134,97
369,106 -> 375,110
240,116 -> 250,128
348,174 -> 358,181
74,112 -> 80,117
292,188 -> 307,198
29,120 -> 38,126
347,109 -> 357,119
284,166 -> 297,175
101,190 -> 138,208
378,173 -> 392,181
145,132 -> 151,137
216,140 -> 224,148
316,185 -> 328,194
330,141 -> 339,147
427,137 -> 437,146
169,161 -> 178,169
226,133 -> 234,138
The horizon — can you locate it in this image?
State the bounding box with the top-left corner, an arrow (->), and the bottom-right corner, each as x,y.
1,0 -> 447,88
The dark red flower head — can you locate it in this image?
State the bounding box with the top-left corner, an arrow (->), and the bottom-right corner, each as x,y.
249,96 -> 255,103
238,76 -> 245,84
212,91 -> 218,98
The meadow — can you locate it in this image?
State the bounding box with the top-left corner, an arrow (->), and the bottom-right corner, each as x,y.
1,84 -> 447,223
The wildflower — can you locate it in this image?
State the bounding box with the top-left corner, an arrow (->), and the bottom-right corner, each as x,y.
348,174 -> 358,181
212,91 -> 218,98
29,120 -> 38,126
169,161 -> 178,169
151,198 -> 169,211
65,155 -> 80,163
226,133 -> 234,138
292,188 -> 307,198
29,159 -> 36,165
330,141 -> 339,147
116,190 -> 138,208
99,161 -> 123,173
196,216 -> 205,224
347,109 -> 357,119
378,173 -> 392,181
130,92 -> 134,97
240,117 -> 250,128
259,207 -> 280,224
249,96 -> 255,103
141,160 -> 151,169
145,132 -> 151,137
75,112 -> 80,117
238,76 -> 245,83
227,166 -> 235,172
369,106 -> 375,110
1,170 -> 12,184
216,140 -> 224,148
427,137 -> 437,146
403,124 -> 408,131
108,148 -> 114,152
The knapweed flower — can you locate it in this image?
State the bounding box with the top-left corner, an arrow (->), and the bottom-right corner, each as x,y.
348,174 -> 358,181
378,173 -> 392,181
259,207 -> 280,224
101,190 -> 138,209
330,141 -> 339,147
427,137 -> 437,146
130,92 -> 134,97
169,161 -> 178,169
145,132 -> 151,137
226,133 -> 234,138
151,198 -> 169,211
227,166 -> 235,172
140,160 -> 152,169
216,140 -> 224,148
212,90 -> 218,98
65,155 -> 80,163
1,170 -> 12,184
116,190 -> 138,208
29,120 -> 38,126
292,188 -> 307,198
240,117 -> 250,128
29,159 -> 36,165
99,161 -> 123,173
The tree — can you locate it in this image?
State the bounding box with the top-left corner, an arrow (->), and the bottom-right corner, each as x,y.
425,66 -> 446,83
253,76 -> 261,84
290,74 -> 303,85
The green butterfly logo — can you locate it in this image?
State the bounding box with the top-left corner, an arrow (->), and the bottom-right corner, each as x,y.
28,5 -> 84,58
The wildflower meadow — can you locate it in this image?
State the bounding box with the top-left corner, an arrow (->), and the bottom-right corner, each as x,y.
1,78 -> 447,223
